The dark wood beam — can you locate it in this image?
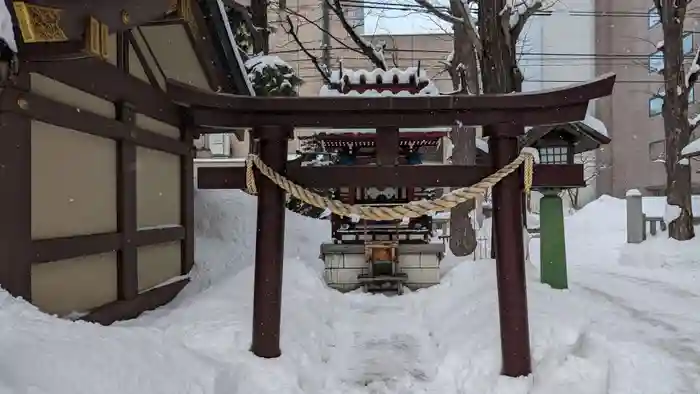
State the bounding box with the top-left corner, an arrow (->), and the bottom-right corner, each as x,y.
80,278 -> 189,325
25,57 -> 180,126
250,126 -> 288,358
375,127 -> 399,165
190,104 -> 590,130
32,233 -> 121,264
187,1 -> 234,93
532,164 -> 585,188
197,165 -> 495,189
197,163 -> 585,190
125,30 -> 163,90
20,41 -> 89,61
116,101 -> 138,300
488,123 -> 532,378
0,87 -> 189,156
32,227 -> 187,264
15,0 -> 174,41
180,116 -> 196,275
167,74 -> 615,130
168,74 -> 616,112
0,106 -> 32,300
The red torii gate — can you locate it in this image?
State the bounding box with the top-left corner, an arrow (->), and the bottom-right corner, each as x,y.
167,73 -> 615,377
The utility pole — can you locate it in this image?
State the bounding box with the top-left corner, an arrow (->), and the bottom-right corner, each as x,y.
321,0 -> 331,67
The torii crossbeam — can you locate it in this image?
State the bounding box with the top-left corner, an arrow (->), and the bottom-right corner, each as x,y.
168,73 -> 615,377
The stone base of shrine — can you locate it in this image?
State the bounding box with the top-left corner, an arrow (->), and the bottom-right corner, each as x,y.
320,243 -> 444,292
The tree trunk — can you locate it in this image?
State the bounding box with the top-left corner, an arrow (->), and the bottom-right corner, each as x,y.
447,13 -> 481,257
449,126 -> 478,256
250,0 -> 269,54
659,0 -> 695,240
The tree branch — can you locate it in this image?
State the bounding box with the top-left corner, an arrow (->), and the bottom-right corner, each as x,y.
510,1 -> 543,39
327,0 -> 387,69
284,9 -> 369,59
414,0 -> 463,24
283,15 -> 331,84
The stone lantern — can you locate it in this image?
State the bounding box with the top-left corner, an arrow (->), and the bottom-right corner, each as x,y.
522,116 -> 611,289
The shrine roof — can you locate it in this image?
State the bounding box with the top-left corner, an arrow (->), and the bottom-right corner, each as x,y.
306,127 -> 449,134
523,115 -> 611,154
319,67 -> 440,97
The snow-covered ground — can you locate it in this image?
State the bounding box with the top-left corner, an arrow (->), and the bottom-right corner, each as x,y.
1,192 -> 700,393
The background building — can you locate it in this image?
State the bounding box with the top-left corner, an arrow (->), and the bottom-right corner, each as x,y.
595,1 -> 700,197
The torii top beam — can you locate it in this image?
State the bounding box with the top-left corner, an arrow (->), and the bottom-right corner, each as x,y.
167,74 -> 616,132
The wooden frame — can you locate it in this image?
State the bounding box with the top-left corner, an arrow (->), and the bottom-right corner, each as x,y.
171,73 -> 616,376
0,2 -> 204,324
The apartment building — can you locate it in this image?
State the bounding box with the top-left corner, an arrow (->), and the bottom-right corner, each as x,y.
595,1 -> 700,197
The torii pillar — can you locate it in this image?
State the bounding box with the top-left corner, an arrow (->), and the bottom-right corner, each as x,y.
488,123 -> 531,376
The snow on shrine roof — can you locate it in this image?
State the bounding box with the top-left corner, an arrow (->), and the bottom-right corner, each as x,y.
319,67 -> 440,96
582,115 -> 608,137
329,67 -> 430,85
0,0 -> 16,53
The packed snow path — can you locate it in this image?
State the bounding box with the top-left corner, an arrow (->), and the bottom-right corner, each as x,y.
0,192 -> 700,394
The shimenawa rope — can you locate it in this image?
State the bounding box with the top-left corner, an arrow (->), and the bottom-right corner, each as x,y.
244,148 -> 539,222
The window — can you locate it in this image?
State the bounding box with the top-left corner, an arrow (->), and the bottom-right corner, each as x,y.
683,32 -> 694,55
648,7 -> 660,28
649,51 -> 664,73
538,146 -> 569,165
649,95 -> 663,116
649,87 -> 694,117
649,139 -> 665,161
648,33 -> 694,73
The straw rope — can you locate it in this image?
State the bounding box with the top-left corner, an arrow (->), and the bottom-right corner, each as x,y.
243,148 -> 537,221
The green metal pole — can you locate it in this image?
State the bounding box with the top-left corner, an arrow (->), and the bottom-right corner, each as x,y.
539,189 -> 568,289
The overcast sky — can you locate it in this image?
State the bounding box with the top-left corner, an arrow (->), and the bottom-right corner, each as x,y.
363,4 -> 451,35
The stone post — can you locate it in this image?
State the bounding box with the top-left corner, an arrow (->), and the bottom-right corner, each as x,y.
626,189 -> 644,244
539,189 -> 568,290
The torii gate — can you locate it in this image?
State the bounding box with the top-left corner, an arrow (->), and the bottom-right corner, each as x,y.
167,73 -> 616,377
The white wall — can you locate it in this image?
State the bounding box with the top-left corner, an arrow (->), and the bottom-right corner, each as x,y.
520,0 -> 600,211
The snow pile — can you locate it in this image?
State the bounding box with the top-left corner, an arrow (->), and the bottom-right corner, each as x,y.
185,189 -> 330,294
0,192 -> 700,393
642,195 -> 700,217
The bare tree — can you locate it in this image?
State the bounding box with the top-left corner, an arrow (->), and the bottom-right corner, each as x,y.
276,0 -> 548,256
652,0 -> 700,240
276,0 -> 387,72
414,0 -> 548,256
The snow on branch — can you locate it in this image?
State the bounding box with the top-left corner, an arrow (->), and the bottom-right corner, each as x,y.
414,0 -> 463,25
505,0 -> 544,38
686,45 -> 700,88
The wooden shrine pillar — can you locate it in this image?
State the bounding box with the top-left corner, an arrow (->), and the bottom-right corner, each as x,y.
250,125 -> 290,358
488,123 -> 532,377
376,126 -> 399,165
